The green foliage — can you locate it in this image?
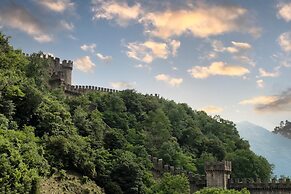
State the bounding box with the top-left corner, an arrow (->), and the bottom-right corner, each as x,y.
152,173 -> 190,194
225,150 -> 273,181
195,188 -> 250,194
0,126 -> 49,193
0,32 -> 273,193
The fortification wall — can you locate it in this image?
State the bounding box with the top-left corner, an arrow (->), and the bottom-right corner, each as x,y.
64,84 -> 119,95
148,155 -> 206,193
229,178 -> 291,194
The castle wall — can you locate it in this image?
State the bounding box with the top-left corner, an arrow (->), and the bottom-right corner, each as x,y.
64,85 -> 119,95
229,178 -> 291,194
148,155 -> 206,193
205,161 -> 231,189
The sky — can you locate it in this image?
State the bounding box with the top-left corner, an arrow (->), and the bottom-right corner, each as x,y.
1,0 -> 291,131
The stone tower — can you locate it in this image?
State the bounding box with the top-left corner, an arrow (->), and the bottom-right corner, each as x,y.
205,161 -> 232,189
61,59 -> 73,85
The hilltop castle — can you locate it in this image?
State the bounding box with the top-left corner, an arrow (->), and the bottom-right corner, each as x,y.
42,55 -> 119,94
42,55 -> 291,193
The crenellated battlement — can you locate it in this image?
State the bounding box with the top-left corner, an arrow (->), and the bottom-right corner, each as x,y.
205,161 -> 232,172
148,155 -> 206,193
64,84 -> 119,95
229,178 -> 291,191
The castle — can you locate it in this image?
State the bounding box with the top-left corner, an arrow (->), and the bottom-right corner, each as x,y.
42,55 -> 119,95
44,55 -> 291,193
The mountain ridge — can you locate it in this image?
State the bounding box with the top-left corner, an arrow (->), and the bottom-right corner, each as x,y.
236,121 -> 291,176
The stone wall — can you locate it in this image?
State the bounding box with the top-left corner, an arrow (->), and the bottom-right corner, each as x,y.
150,157 -> 291,194
148,155 -> 206,193
229,178 -> 291,194
64,84 -> 119,95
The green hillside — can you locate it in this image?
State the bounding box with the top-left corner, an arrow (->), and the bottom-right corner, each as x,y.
0,33 -> 272,193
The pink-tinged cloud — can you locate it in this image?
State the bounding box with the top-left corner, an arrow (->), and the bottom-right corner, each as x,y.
74,56 -> 96,72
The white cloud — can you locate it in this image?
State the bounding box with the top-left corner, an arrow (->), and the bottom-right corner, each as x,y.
207,52 -> 217,59
277,3 -> 291,22
172,67 -> 178,71
212,40 -> 251,54
188,61 -> 249,79
256,79 -> 264,88
80,43 -> 96,53
0,4 -> 53,43
126,40 -> 170,63
134,64 -> 151,70
169,40 -> 181,56
96,53 -> 112,63
201,105 -> 224,114
141,3 -> 260,39
239,96 -> 278,105
37,0 -> 75,13
258,68 -> 280,77
231,41 -> 252,49
278,32 -> 291,52
110,81 -> 136,89
60,20 -> 74,31
74,56 -> 96,72
155,74 -> 183,87
92,0 -> 142,26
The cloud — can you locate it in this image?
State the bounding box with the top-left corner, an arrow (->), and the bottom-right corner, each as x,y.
60,20 -> 74,31
239,96 -> 278,105
258,68 -> 280,77
68,35 -> 77,40
201,105 -> 224,114
126,40 -> 170,63
187,61 -> 250,79
96,53 -> 112,63
92,0 -> 142,26
0,3 -> 53,43
134,64 -> 151,70
37,0 -> 75,13
234,55 -> 256,67
277,3 -> 291,22
231,41 -> 252,49
80,43 -> 96,53
110,81 -> 136,89
74,56 -> 96,72
169,40 -> 181,56
141,3 -> 260,39
256,79 -> 264,88
155,74 -> 183,86
212,40 -> 251,54
278,32 -> 291,52
254,89 -> 291,112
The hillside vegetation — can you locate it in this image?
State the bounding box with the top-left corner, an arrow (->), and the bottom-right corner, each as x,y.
0,33 -> 272,193
273,120 -> 291,139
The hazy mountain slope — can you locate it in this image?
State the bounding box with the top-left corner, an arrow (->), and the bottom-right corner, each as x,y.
236,121 -> 291,176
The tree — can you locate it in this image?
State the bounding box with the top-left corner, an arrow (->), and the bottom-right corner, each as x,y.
195,188 -> 250,194
0,126 -> 49,193
152,173 -> 190,194
226,150 -> 273,181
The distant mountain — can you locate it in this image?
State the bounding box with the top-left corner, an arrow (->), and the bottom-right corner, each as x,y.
236,121 -> 291,176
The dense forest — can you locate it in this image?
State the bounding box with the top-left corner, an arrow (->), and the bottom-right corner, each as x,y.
0,32 -> 272,193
